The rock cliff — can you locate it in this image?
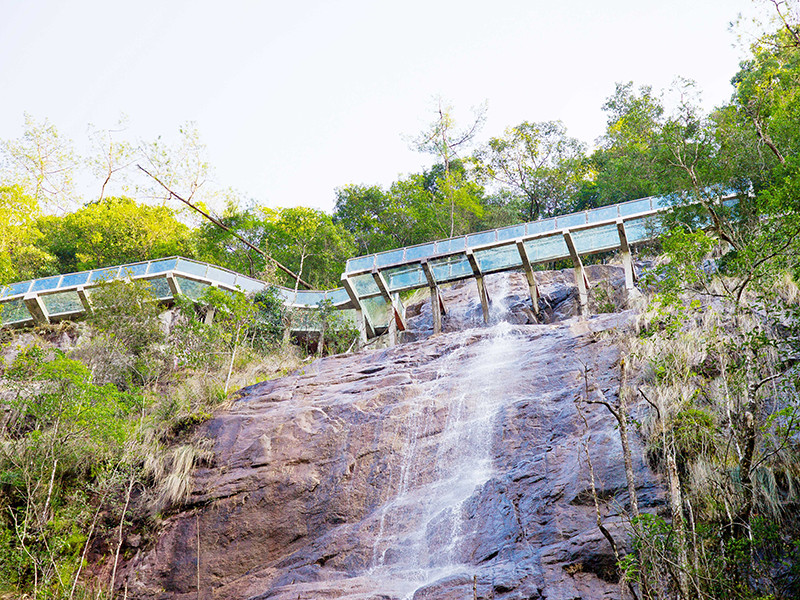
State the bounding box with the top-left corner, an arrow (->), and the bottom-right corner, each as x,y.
122,267 -> 665,600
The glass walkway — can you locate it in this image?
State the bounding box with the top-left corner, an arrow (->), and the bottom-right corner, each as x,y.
0,191 -> 738,338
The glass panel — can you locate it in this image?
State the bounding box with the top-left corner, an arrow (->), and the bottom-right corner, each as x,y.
618,197 -> 652,217
588,205 -> 619,223
324,288 -> 350,305
653,194 -> 678,210
42,291 -> 84,316
526,218 -> 556,236
338,309 -> 357,328
206,266 -> 237,287
555,212 -> 587,229
144,277 -> 172,300
524,235 -> 570,263
375,248 -> 405,268
571,224 -> 620,254
31,276 -> 62,292
90,267 -> 120,283
146,258 -> 177,275
1,299 -> 32,324
622,216 -> 661,243
361,296 -> 390,328
434,237 -> 466,255
496,224 -> 525,241
2,280 -> 33,298
292,291 -> 325,307
383,264 -> 425,291
349,273 -> 381,298
467,231 -> 496,247
475,245 -> 522,273
119,263 -> 148,278
289,308 -> 320,331
346,255 -> 375,273
174,277 -> 210,301
60,272 -> 91,288
176,259 -> 209,278
430,254 -> 472,282
404,242 -> 435,262
274,287 -> 296,303
233,276 -> 265,294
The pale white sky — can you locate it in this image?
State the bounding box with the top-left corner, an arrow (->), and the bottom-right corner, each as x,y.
0,0 -> 769,212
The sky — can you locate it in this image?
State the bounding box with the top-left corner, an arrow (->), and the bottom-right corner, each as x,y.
0,0 -> 774,213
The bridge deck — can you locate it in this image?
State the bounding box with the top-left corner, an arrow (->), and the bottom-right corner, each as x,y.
0,192 -> 737,336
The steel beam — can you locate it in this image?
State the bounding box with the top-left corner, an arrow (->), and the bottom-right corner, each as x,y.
341,274 -> 371,342
23,293 -> 49,324
616,220 -> 637,290
421,259 -> 445,334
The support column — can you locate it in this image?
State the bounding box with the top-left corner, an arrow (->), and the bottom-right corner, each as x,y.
76,286 -> 92,315
616,219 -> 637,290
421,259 -> 445,334
23,293 -> 50,324
371,267 -> 406,345
165,272 -> 180,299
466,249 -> 490,323
341,274 -> 370,344
204,282 -> 219,325
563,231 -> 589,314
515,239 -> 540,314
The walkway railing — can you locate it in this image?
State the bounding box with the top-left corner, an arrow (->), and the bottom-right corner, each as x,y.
0,191 -> 739,338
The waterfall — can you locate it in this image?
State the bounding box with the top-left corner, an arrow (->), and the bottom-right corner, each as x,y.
368,320 -> 520,597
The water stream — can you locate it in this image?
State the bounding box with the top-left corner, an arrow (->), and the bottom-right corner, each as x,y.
368,316 -> 521,597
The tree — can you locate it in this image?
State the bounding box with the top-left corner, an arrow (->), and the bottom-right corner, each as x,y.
412,99 -> 486,237
475,120 -> 588,220
0,185 -> 56,284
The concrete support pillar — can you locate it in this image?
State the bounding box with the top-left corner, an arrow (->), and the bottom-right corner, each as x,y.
563,231 -> 589,315
76,286 -> 92,315
165,273 -> 180,299
23,293 -> 49,324
372,267 -> 407,345
515,239 -> 540,315
616,220 -> 637,290
466,249 -> 490,324
341,274 -> 370,344
421,259 -> 445,334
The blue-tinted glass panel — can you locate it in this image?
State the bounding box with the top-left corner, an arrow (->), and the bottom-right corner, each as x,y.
404,243 -> 435,261
375,248 -> 405,268
434,237 -> 466,255
618,197 -> 652,217
430,254 -> 472,282
496,224 -> 525,241
2,280 -> 33,298
90,267 -> 120,283
60,272 -> 91,288
556,212 -> 587,229
292,291 -> 325,307
31,276 -> 62,292
1,299 -> 32,324
176,259 -> 209,278
325,288 -> 350,305
571,224 -> 620,254
144,277 -> 172,299
146,258 -> 177,275
588,205 -> 619,223
350,273 -> 381,298
174,277 -> 210,301
652,194 -> 679,210
722,197 -> 739,209
467,231 -> 496,247
206,266 -> 237,287
475,245 -> 522,273
361,296 -> 390,328
42,291 -> 83,316
526,219 -> 556,236
346,255 -> 375,273
234,276 -> 265,294
289,308 -> 320,331
384,264 -> 425,291
623,217 -> 661,243
119,263 -> 148,278
274,287 -> 295,303
338,309 -> 357,328
524,235 -> 570,263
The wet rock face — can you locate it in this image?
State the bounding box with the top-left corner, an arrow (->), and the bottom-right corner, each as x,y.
122,268 -> 664,600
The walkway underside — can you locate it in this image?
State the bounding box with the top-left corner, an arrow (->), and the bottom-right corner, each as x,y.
0,192 -> 738,339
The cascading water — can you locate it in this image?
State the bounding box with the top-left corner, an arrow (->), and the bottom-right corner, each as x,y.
368,318 -> 521,598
